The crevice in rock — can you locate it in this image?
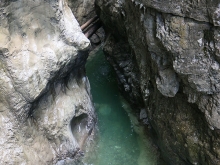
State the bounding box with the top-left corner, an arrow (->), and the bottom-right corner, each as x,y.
27,50 -> 89,122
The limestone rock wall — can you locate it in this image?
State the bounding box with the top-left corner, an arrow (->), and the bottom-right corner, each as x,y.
96,0 -> 220,164
0,0 -> 96,164
67,0 -> 96,25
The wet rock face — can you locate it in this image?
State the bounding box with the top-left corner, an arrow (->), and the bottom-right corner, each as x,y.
67,0 -> 96,24
96,0 -> 220,164
0,0 -> 96,164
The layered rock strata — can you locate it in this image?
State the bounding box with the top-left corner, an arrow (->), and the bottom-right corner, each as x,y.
96,0 -> 220,164
0,0 -> 96,164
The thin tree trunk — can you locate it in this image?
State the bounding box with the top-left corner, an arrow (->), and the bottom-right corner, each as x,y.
80,16 -> 99,31
84,20 -> 102,38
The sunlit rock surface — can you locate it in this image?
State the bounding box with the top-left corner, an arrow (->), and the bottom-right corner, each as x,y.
96,0 -> 220,164
0,0 -> 96,164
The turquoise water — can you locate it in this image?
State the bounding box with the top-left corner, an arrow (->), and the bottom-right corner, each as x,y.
85,49 -> 158,165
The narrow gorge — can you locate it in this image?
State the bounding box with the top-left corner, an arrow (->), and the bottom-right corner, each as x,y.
1,0 -> 220,165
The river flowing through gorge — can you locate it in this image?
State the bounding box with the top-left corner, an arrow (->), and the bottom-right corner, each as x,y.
1,1 -> 219,164
84,49 -> 161,165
